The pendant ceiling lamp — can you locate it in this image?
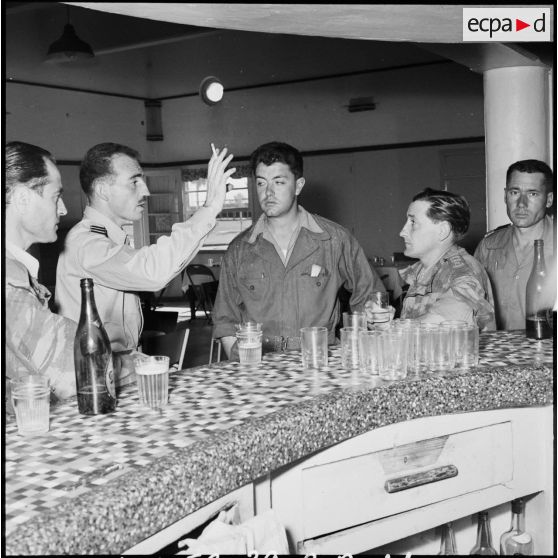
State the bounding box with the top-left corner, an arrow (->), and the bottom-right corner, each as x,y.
45,7 -> 94,64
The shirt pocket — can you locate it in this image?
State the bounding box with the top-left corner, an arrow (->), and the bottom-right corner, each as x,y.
238,272 -> 269,300
485,251 -> 507,275
299,265 -> 330,290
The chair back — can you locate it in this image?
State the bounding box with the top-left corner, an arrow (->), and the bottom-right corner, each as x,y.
185,264 -> 219,319
186,264 -> 216,285
141,328 -> 190,370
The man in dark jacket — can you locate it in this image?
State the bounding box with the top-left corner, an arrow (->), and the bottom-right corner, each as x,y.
213,141 -> 384,360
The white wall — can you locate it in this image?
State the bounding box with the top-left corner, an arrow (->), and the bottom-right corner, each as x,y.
301,141 -> 485,262
5,83 -> 149,160
5,62 -> 483,163
156,63 -> 483,161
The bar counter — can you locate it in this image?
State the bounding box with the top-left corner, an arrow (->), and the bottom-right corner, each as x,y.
5,330 -> 553,555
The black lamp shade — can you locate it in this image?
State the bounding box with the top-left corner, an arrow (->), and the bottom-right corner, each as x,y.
45,23 -> 94,63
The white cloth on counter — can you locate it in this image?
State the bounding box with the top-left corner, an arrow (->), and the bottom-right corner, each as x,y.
177,507 -> 289,556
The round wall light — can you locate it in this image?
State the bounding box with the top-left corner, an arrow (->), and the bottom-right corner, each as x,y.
199,76 -> 224,105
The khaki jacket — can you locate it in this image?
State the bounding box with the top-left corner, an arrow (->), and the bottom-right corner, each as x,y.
474,215 -> 555,330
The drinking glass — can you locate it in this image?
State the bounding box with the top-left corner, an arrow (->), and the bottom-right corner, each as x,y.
10,375 -> 50,436
300,327 -> 328,369
441,320 -> 468,368
235,322 -> 263,365
340,327 -> 361,369
379,329 -> 408,380
430,325 -> 455,372
358,329 -> 383,376
461,325 -> 479,368
419,323 -> 439,372
406,324 -> 426,375
368,291 -> 391,324
342,311 -> 368,330
134,355 -> 170,410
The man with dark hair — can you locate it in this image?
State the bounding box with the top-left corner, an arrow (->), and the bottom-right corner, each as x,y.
394,188 -> 495,329
474,159 -> 554,329
213,141 -> 384,360
56,142 -> 235,384
5,141 -> 76,402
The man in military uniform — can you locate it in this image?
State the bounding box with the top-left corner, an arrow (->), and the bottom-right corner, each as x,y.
5,141 -> 77,404
55,142 -> 235,384
474,159 -> 554,330
396,188 -> 495,330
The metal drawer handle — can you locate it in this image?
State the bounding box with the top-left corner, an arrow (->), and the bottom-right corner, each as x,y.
384,464 -> 458,493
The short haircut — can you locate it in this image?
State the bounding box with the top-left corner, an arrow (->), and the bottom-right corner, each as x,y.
506,159 -> 553,193
80,142 -> 140,199
5,141 -> 56,202
412,188 -> 470,241
249,141 -> 303,179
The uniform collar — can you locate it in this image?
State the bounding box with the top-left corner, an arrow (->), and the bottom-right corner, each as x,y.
5,241 -> 40,278
84,205 -> 128,244
400,244 -> 460,286
247,205 -> 324,244
485,215 -> 554,250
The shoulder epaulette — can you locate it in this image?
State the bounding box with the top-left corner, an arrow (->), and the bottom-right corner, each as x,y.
90,225 -> 108,237
483,223 -> 510,238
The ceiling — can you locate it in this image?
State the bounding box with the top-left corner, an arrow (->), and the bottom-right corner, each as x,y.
5,2 -> 554,99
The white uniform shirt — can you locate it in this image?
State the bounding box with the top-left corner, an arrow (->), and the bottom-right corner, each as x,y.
55,205 -> 217,352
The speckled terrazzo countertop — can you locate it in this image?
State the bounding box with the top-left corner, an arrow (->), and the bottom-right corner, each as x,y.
5,330 -> 554,555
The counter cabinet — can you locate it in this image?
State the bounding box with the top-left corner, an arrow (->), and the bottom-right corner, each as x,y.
5,331 -> 554,556
261,406 -> 553,554
125,406 -> 552,556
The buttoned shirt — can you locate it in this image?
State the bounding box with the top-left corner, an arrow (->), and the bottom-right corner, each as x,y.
5,244 -> 77,404
56,205 -> 217,352
474,215 -> 555,330
212,206 -> 384,347
399,244 -> 496,331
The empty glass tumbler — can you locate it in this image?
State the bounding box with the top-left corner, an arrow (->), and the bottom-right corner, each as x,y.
341,327 -> 361,369
342,311 -> 368,330
379,329 -> 408,380
441,320 -> 468,369
358,329 -> 383,376
300,327 -> 328,369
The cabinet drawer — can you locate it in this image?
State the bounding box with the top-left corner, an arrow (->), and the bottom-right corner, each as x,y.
301,421 -> 512,539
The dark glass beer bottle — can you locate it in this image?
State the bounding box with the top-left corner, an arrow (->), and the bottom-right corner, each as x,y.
469,511 -> 497,555
74,278 -> 116,414
525,239 -> 552,339
500,498 -> 534,555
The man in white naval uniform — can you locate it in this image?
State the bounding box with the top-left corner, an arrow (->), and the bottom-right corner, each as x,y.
55,142 -> 235,385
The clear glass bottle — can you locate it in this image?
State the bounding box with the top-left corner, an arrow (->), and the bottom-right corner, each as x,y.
470,511 -> 497,555
525,239 -> 552,339
438,522 -> 458,555
74,278 -> 116,415
500,498 -> 534,555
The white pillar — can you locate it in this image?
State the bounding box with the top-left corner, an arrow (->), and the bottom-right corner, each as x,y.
483,65 -> 551,230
